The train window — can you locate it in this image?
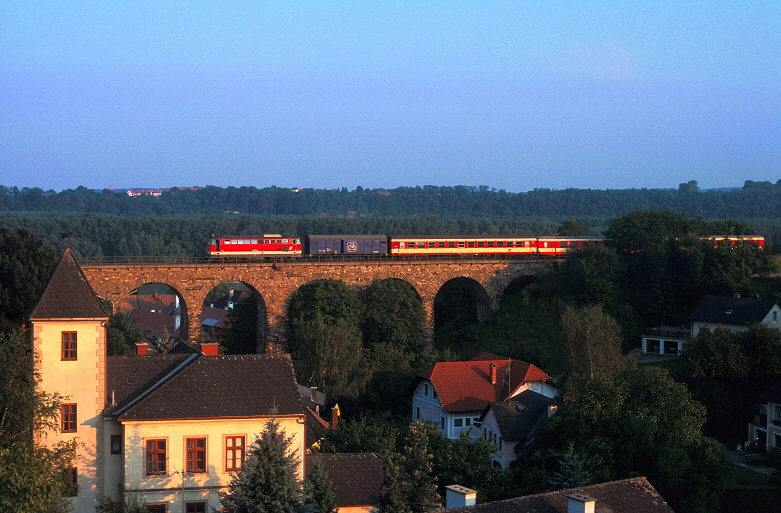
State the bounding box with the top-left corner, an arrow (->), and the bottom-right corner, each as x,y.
438,242 -> 445,248
458,242 -> 465,248
467,242 -> 475,248
447,242 -> 455,248
419,242 -> 427,248
478,241 -> 485,248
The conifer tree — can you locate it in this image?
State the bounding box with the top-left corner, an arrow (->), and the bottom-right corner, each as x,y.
302,458 -> 337,513
401,422 -> 440,513
377,457 -> 409,513
548,446 -> 590,491
220,420 -> 301,513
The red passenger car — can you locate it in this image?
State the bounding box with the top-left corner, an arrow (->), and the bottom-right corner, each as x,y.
208,235 -> 302,258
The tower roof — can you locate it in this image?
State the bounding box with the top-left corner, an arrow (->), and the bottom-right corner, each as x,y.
27,248 -> 108,320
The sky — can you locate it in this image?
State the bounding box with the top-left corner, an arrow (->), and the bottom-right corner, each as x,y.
1,1 -> 779,193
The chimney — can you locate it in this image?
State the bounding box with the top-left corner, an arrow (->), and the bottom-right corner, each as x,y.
567,494 -> 596,513
489,362 -> 497,385
201,342 -> 220,356
331,404 -> 340,430
445,485 -> 477,508
548,404 -> 558,417
135,341 -> 149,355
310,386 -> 318,402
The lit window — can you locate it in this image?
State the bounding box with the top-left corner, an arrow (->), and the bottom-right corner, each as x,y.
146,440 -> 166,475
186,438 -> 206,473
62,332 -> 77,360
61,404 -> 77,432
225,436 -> 245,471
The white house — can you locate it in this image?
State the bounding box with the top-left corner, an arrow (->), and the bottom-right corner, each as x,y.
411,353 -> 556,441
688,295 -> 781,336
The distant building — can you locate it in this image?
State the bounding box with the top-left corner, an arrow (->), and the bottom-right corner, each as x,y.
688,295 -> 781,336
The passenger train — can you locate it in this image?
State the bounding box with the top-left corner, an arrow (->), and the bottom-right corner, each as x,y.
208,234 -> 609,259
207,233 -> 764,260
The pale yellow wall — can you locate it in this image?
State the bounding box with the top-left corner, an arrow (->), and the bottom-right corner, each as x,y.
121,415 -> 306,511
32,318 -> 107,512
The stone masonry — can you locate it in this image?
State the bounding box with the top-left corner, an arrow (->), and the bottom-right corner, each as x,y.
82,259 -> 549,352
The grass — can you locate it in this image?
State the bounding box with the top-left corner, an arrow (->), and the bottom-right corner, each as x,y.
638,357 -> 681,376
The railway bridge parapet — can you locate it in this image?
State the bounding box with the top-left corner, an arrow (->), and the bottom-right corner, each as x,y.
81,258 -> 551,352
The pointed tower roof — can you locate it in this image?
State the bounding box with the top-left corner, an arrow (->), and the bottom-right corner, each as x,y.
28,249 -> 108,320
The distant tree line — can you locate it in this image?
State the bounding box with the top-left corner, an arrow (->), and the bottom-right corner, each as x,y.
2,180 -> 781,219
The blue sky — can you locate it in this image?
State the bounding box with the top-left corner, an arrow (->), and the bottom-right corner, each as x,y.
1,1 -> 779,192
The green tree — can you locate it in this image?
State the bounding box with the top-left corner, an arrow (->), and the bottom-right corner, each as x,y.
548,446 -> 590,491
302,458 -> 337,513
220,420 -> 302,513
317,413 -> 401,457
561,305 -> 624,384
400,422 -> 440,513
290,314 -> 369,400
551,366 -> 729,513
377,458 -> 410,513
361,279 -> 425,353
0,331 -> 78,512
288,280 -> 360,329
556,218 -> 589,236
0,228 -> 56,332
678,323 -> 781,442
107,312 -> 147,355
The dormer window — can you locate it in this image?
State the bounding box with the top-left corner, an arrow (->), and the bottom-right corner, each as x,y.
725,310 -> 733,314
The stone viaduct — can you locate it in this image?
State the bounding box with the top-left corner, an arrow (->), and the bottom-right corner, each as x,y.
81,258 -> 551,352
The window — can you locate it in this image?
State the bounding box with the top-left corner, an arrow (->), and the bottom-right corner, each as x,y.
453,418 -> 463,428
225,436 -> 245,471
61,404 -> 77,432
467,241 -> 475,248
146,439 -> 167,475
465,418 -> 472,426
62,332 -> 77,360
185,502 -> 206,513
145,505 -> 166,513
186,438 -> 206,473
423,384 -> 429,396
416,407 -> 420,419
776,433 -> 781,448
111,434 -> 122,454
440,417 -> 445,429
775,405 -> 781,422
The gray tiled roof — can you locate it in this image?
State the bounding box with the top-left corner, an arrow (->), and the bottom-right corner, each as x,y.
112,354 -> 303,420
483,390 -> 554,442
305,453 -> 385,507
27,248 -> 108,320
687,296 -> 777,325
446,477 -> 674,513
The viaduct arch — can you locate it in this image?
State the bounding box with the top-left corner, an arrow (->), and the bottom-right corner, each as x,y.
81,259 -> 550,352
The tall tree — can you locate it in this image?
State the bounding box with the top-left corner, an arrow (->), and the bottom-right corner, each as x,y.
223,296 -> 260,354
561,305 -> 624,385
400,422 -> 440,513
290,314 -> 369,400
0,228 -> 56,332
220,420 -> 301,513
0,331 -> 78,512
361,279 -> 425,353
377,458 -> 410,513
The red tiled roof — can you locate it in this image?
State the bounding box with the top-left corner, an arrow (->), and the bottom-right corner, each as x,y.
418,356 -> 551,413
305,453 -> 385,507
446,477 -> 674,513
